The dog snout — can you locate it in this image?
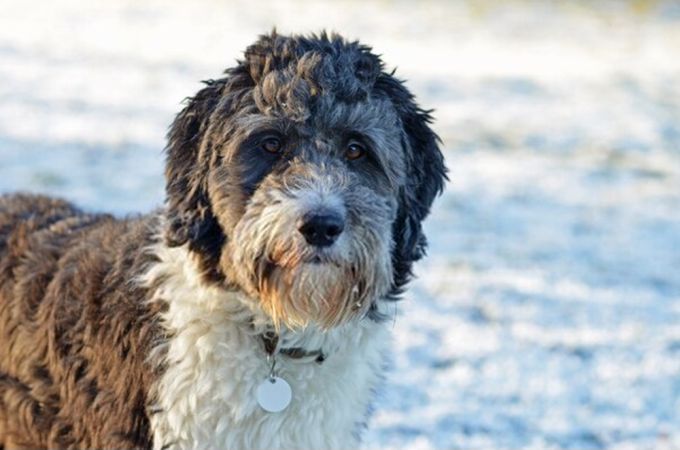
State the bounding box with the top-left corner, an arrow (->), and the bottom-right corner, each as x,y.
297,213 -> 345,247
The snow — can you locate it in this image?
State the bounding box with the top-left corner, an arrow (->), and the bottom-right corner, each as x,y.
1,0 -> 679,448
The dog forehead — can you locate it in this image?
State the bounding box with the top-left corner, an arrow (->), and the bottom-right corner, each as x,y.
249,39 -> 389,120
250,59 -> 403,150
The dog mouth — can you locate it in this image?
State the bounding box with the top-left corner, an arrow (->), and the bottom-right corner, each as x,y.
255,250 -> 340,280
308,255 -> 329,265
306,250 -> 342,265
262,246 -> 344,268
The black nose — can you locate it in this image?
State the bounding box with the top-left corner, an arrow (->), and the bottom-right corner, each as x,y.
298,213 -> 345,247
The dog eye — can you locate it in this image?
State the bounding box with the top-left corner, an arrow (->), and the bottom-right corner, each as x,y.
261,137 -> 282,154
345,142 -> 365,161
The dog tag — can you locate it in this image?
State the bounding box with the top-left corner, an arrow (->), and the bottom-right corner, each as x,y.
257,376 -> 292,412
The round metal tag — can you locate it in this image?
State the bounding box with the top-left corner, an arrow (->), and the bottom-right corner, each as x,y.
256,376 -> 292,413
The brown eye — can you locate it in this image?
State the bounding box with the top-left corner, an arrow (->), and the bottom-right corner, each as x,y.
262,137 -> 282,154
345,142 -> 365,160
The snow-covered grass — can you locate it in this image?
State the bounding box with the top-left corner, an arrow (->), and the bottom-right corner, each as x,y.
1,1 -> 679,448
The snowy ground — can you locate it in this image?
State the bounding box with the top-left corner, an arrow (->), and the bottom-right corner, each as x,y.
1,1 -> 679,448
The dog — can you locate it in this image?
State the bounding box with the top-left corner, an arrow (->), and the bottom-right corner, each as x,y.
0,31 -> 446,449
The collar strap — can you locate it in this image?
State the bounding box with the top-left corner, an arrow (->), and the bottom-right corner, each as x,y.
261,332 -> 326,364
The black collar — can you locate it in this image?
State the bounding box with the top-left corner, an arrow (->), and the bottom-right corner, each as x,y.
260,331 -> 326,364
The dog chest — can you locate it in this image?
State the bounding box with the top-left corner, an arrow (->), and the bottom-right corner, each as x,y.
145,246 -> 390,450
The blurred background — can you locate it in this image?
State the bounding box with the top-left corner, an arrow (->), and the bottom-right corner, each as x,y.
1,0 -> 679,448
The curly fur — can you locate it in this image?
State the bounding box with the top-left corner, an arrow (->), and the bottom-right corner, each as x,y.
0,31 -> 445,449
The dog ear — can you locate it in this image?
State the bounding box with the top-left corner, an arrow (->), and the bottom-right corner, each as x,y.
164,79 -> 227,249
375,73 -> 447,292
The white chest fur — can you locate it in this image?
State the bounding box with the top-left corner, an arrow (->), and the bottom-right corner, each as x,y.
143,245 -> 390,450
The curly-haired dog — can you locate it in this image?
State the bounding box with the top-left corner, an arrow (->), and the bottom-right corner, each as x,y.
0,32 -> 446,449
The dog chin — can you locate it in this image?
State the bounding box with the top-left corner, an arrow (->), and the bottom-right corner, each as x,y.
254,258 -> 370,331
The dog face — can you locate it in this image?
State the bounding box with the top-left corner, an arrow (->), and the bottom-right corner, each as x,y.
164,32 -> 446,329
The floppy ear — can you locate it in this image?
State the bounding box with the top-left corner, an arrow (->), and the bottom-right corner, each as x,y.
375,73 -> 447,293
163,78 -> 238,283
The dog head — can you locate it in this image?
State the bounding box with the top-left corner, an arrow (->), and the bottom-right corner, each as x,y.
164,32 -> 446,329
